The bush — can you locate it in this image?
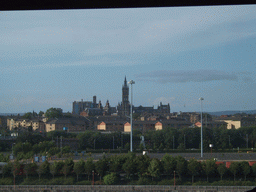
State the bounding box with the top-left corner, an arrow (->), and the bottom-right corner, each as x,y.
0,178 -> 13,185
47,177 -> 75,185
157,179 -> 182,185
20,178 -> 49,185
94,180 -> 104,185
136,177 -> 156,185
192,181 -> 210,186
75,180 -> 92,185
103,173 -> 118,185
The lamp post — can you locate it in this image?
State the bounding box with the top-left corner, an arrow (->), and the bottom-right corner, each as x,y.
128,80 -> 135,152
199,97 -> 204,158
209,144 -> 213,157
92,170 -> 94,186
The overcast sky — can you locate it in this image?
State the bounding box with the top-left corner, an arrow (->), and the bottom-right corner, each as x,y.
1,5 -> 256,113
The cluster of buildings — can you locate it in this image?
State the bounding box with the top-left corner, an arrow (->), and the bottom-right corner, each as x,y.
1,77 -> 256,134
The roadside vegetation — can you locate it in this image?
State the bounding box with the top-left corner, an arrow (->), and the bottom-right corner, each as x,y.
1,153 -> 256,186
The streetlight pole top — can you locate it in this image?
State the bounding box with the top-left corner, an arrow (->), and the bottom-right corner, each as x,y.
199,97 -> 204,101
128,80 -> 135,85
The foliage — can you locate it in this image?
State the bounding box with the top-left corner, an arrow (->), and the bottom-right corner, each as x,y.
50,161 -> 58,179
45,107 -> 63,119
0,153 -> 9,162
217,163 -> 227,180
148,158 -> 162,181
187,158 -> 201,183
37,161 -> 50,180
95,156 -> 108,181
161,154 -> 176,177
0,177 -> 13,185
74,159 -> 85,181
229,162 -> 240,181
122,152 -> 137,179
23,112 -> 33,119
240,161 -> 250,181
103,173 -> 119,185
84,157 -> 95,180
175,156 -> 187,180
135,154 -> 150,178
203,159 -> 216,182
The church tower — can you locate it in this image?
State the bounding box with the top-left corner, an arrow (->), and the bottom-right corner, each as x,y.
121,76 -> 130,116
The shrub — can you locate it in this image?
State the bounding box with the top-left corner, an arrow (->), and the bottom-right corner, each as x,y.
94,180 -> 104,185
103,173 -> 119,185
0,178 -> 13,185
192,181 -> 210,186
136,177 -> 156,185
157,179 -> 182,185
75,180 -> 92,185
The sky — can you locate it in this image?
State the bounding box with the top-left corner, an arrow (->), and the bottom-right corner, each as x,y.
1,5 -> 256,113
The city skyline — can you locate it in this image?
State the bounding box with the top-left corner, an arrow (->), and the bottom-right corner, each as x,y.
1,5 -> 256,113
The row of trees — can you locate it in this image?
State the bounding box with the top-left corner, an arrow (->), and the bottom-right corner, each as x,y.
4,126 -> 256,153
2,153 -> 256,185
76,126 -> 256,151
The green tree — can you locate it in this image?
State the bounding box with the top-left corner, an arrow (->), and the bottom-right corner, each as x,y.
240,161 -> 250,181
177,143 -> 185,151
36,161 -> 49,180
84,157 -> 95,180
45,107 -> 63,119
229,162 -> 240,181
12,161 -> 21,184
95,157 -> 108,181
49,161 -> 58,179
74,159 -> 85,181
175,156 -> 187,180
203,159 -> 216,182
135,154 -> 150,178
2,163 -> 12,178
217,163 -> 227,180
103,173 -> 119,185
148,158 -> 161,181
23,112 -> 33,119
38,111 -> 44,117
61,164 -> 71,179
23,163 -> 33,179
161,154 -> 176,179
187,158 -> 201,183
122,153 -> 137,179
108,155 -> 125,174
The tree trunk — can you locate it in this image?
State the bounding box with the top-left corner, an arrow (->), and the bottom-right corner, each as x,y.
234,174 -> 235,181
77,174 -> 79,181
207,175 -> 209,182
192,175 -> 194,183
220,175 -> 222,180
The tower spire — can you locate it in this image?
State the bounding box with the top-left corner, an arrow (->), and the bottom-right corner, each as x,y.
124,76 -> 127,86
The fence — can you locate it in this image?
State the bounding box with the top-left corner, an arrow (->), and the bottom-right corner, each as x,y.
0,185 -> 254,192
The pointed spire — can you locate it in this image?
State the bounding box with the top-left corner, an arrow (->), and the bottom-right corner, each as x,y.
124,76 -> 127,86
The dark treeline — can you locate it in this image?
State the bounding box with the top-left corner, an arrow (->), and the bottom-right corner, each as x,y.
2,126 -> 256,154
1,153 -> 256,186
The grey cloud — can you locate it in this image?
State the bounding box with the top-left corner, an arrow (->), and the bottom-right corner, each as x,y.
135,70 -> 249,84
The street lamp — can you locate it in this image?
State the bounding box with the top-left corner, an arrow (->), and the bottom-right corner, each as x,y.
199,97 -> 204,158
128,80 -> 135,152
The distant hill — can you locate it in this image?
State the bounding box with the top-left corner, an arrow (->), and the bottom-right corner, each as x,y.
0,113 -> 25,116
208,110 -> 256,116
